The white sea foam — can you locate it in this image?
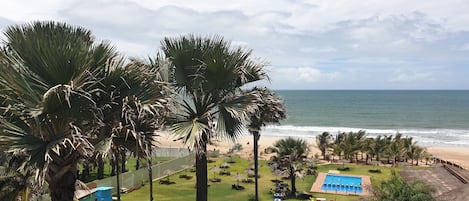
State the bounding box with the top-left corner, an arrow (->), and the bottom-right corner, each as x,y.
257,125 -> 469,146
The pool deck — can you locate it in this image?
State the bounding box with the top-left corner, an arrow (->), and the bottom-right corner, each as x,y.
310,173 -> 371,196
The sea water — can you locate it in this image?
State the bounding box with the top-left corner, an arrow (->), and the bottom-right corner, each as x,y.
260,90 -> 469,146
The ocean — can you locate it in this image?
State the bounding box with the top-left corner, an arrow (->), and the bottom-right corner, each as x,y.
261,90 -> 469,147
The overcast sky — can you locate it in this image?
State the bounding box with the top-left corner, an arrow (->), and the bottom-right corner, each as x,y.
1,0 -> 468,90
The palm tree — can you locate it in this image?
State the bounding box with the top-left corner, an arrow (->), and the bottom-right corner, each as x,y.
96,58 -> 169,201
316,132 -> 332,160
332,132 -> 346,160
0,21 -> 115,201
387,140 -> 404,167
401,136 -> 414,163
161,35 -> 267,201
340,131 -> 365,163
407,144 -> 424,166
362,137 -> 374,165
370,135 -> 388,164
0,22 -> 168,201
246,87 -> 286,201
353,131 -> 366,162
123,58 -> 170,201
269,137 -> 309,195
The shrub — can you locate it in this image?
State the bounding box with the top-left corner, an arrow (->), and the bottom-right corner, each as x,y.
368,169 -> 381,173
337,167 -> 350,171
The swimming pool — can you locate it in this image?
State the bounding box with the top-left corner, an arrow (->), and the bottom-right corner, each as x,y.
320,174 -> 363,193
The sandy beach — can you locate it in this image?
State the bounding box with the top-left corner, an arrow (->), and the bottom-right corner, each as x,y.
157,132 -> 320,160
157,132 -> 469,169
426,146 -> 469,169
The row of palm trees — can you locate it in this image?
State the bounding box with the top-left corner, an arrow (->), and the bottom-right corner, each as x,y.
316,131 -> 431,166
0,21 -> 286,201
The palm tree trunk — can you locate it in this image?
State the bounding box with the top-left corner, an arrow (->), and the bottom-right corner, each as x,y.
120,149 -> 127,173
82,162 -> 90,181
97,155 -> 104,179
148,156 -> 153,201
115,151 -> 121,201
196,133 -> 208,201
136,157 -> 140,170
253,131 -> 260,201
110,157 -> 116,176
290,165 -> 296,195
321,148 -> 326,160
47,151 -> 79,201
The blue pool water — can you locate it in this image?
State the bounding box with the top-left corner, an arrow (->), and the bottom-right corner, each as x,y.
321,174 -> 363,193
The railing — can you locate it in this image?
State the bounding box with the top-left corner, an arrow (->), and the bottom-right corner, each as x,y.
443,164 -> 468,184
154,147 -> 190,158
39,150 -> 193,201
89,154 -> 193,194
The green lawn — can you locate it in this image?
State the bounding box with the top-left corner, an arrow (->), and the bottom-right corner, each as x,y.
121,157 -> 409,201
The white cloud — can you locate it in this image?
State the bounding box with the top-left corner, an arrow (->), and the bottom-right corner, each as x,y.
273,67 -> 340,83
299,46 -> 336,53
457,43 -> 469,51
0,0 -> 468,89
389,69 -> 434,82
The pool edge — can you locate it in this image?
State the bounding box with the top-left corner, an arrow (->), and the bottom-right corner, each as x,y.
310,172 -> 372,196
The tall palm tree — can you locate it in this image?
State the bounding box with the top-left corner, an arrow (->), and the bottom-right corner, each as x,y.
95,57 -> 170,201
316,132 -> 332,160
122,57 -> 171,201
269,137 -> 309,195
246,87 -> 286,201
0,21 -> 115,201
161,35 -> 267,201
0,21 -> 168,201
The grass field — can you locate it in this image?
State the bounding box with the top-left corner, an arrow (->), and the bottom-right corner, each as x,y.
120,156 -> 411,201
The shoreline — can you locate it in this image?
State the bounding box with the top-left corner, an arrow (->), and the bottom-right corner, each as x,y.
426,146 -> 469,169
157,132 -> 469,169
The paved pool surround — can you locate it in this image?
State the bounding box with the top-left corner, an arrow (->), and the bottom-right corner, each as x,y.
310,173 -> 371,196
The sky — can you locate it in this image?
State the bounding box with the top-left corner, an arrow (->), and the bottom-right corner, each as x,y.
1,0 -> 468,90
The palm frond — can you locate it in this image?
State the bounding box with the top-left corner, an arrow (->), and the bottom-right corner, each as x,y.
169,99 -> 211,150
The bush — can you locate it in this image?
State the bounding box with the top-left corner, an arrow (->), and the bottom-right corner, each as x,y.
368,169 -> 381,173
371,170 -> 435,201
247,194 -> 256,201
337,167 -> 350,171
208,149 -> 220,158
